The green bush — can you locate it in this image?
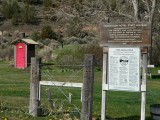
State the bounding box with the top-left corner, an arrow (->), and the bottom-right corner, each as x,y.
31,31 -> 41,41
41,25 -> 56,39
55,42 -> 103,70
55,47 -> 84,66
37,46 -> 52,62
43,0 -> 52,10
65,36 -> 87,45
0,46 -> 14,61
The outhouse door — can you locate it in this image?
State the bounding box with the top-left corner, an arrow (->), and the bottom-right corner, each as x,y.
16,43 -> 26,68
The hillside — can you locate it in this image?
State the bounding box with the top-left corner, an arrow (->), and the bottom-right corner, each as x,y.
0,0 -> 100,33
0,0 -> 160,65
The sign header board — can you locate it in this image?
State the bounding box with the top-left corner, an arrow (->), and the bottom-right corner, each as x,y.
100,22 -> 151,47
108,47 -> 140,92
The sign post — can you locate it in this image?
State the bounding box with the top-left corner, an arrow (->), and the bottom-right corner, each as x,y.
100,22 -> 151,120
141,50 -> 148,120
101,48 -> 108,120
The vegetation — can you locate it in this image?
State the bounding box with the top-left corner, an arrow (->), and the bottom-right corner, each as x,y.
21,4 -> 37,24
43,0 -> 52,9
41,25 -> 56,39
0,0 -> 37,24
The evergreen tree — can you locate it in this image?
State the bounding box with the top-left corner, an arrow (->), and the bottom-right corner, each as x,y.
12,0 -> 20,13
21,4 -> 37,24
1,1 -> 13,19
12,10 -> 19,25
43,0 -> 52,9
11,0 -> 20,25
41,25 -> 54,39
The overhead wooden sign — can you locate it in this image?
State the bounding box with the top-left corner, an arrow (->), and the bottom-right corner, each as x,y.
100,22 -> 151,47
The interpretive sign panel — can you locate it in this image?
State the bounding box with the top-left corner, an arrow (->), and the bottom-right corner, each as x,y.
108,47 -> 140,92
100,23 -> 151,47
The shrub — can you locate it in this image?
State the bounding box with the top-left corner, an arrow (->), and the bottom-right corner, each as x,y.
37,46 -> 52,62
56,31 -> 64,48
0,46 -> 14,61
41,25 -> 56,39
40,38 -> 52,46
31,31 -> 41,41
43,0 -> 52,10
55,41 -> 103,70
55,46 -> 84,66
65,36 -> 87,45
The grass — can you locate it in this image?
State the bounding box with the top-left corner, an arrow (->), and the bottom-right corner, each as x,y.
1,62 -> 160,120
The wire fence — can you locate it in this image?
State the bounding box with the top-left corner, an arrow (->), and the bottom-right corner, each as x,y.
39,63 -> 84,119
0,62 -> 85,120
1,60 -> 160,120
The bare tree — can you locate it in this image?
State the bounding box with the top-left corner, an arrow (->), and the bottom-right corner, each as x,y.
132,0 -> 139,21
102,0 -> 157,22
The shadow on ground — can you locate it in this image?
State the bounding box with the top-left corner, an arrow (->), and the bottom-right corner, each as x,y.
151,75 -> 160,79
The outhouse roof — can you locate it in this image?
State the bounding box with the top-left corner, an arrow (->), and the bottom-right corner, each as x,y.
12,38 -> 39,45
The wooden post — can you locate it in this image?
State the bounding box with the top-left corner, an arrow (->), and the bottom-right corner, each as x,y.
69,93 -> 72,104
141,52 -> 147,120
29,57 -> 41,117
46,88 -> 54,109
101,48 -> 108,120
81,54 -> 95,120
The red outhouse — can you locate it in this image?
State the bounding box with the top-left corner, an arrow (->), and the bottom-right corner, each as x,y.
12,38 -> 38,69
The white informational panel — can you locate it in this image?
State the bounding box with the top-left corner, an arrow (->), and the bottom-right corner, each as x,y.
108,47 -> 140,92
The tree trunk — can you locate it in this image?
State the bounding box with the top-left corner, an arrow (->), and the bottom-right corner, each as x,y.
132,0 -> 139,22
149,0 -> 156,23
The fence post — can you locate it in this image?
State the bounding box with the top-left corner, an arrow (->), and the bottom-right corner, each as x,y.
29,57 -> 41,117
81,54 -> 95,120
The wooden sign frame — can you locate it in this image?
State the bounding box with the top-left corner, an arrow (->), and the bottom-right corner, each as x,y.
100,22 -> 151,47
